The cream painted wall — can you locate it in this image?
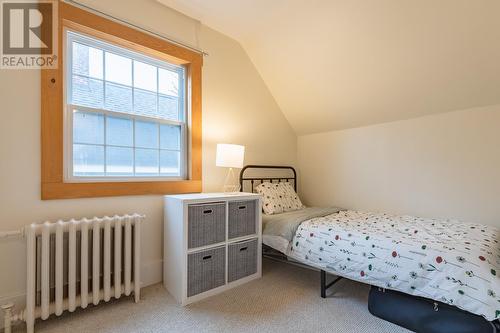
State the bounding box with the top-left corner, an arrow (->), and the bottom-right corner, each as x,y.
0,0 -> 296,313
160,0 -> 500,134
298,104 -> 500,226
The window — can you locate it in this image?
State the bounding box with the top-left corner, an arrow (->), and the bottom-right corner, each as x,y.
66,31 -> 186,181
41,2 -> 202,199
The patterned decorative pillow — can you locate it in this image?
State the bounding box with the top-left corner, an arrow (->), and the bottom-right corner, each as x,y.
255,182 -> 304,215
278,182 -> 305,212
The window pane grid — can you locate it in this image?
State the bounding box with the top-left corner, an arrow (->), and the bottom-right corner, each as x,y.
72,142 -> 181,153
67,30 -> 186,180
70,45 -> 183,121
72,110 -> 182,178
71,77 -> 180,114
69,33 -> 185,121
71,73 -> 181,121
73,72 -> 181,96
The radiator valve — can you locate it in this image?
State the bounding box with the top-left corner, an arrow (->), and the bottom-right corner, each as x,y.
1,303 -> 14,333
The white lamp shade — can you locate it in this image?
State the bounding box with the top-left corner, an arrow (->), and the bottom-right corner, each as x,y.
216,144 -> 245,168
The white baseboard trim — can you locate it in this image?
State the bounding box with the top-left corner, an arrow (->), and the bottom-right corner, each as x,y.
141,258 -> 163,287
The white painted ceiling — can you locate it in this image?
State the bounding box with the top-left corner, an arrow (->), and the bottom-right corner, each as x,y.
158,0 -> 500,134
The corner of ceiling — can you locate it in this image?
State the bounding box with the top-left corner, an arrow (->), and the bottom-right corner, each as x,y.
155,0 -> 298,139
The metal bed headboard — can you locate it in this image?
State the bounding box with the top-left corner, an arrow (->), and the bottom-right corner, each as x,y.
239,165 -> 297,193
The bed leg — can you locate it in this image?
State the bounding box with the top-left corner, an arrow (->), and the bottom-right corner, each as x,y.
320,270 -> 326,298
320,270 -> 343,298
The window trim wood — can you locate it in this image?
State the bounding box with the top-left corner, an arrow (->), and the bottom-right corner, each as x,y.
41,2 -> 202,199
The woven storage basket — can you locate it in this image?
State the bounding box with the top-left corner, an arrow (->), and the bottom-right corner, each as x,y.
228,238 -> 258,282
228,200 -> 256,239
187,246 -> 225,297
188,203 -> 225,248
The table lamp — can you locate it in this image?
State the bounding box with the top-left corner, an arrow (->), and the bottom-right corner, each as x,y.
216,143 -> 245,192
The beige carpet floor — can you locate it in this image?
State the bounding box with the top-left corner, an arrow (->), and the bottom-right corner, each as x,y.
15,259 -> 410,333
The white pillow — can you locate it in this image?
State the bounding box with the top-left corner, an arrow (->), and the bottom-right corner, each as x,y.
256,182 -> 304,215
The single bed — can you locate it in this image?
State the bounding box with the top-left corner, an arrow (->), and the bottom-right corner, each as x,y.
240,165 -> 500,331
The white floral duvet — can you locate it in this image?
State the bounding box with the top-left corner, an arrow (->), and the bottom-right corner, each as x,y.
288,210 -> 500,321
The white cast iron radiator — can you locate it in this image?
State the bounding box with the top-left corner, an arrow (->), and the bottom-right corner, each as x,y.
2,214 -> 144,333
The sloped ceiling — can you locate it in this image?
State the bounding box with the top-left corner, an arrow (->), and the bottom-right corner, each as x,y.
158,0 -> 500,135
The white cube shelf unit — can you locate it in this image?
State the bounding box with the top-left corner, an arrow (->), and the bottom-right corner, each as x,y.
163,192 -> 262,305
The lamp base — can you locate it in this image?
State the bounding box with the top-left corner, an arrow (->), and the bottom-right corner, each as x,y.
222,184 -> 241,193
222,168 -> 241,193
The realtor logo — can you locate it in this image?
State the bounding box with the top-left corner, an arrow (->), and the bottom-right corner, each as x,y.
1,0 -> 58,69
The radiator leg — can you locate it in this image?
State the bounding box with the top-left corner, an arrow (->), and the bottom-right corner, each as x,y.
320,270 -> 326,298
1,303 -> 13,333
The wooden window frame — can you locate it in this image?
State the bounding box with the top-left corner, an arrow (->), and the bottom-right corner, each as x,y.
41,2 -> 202,199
